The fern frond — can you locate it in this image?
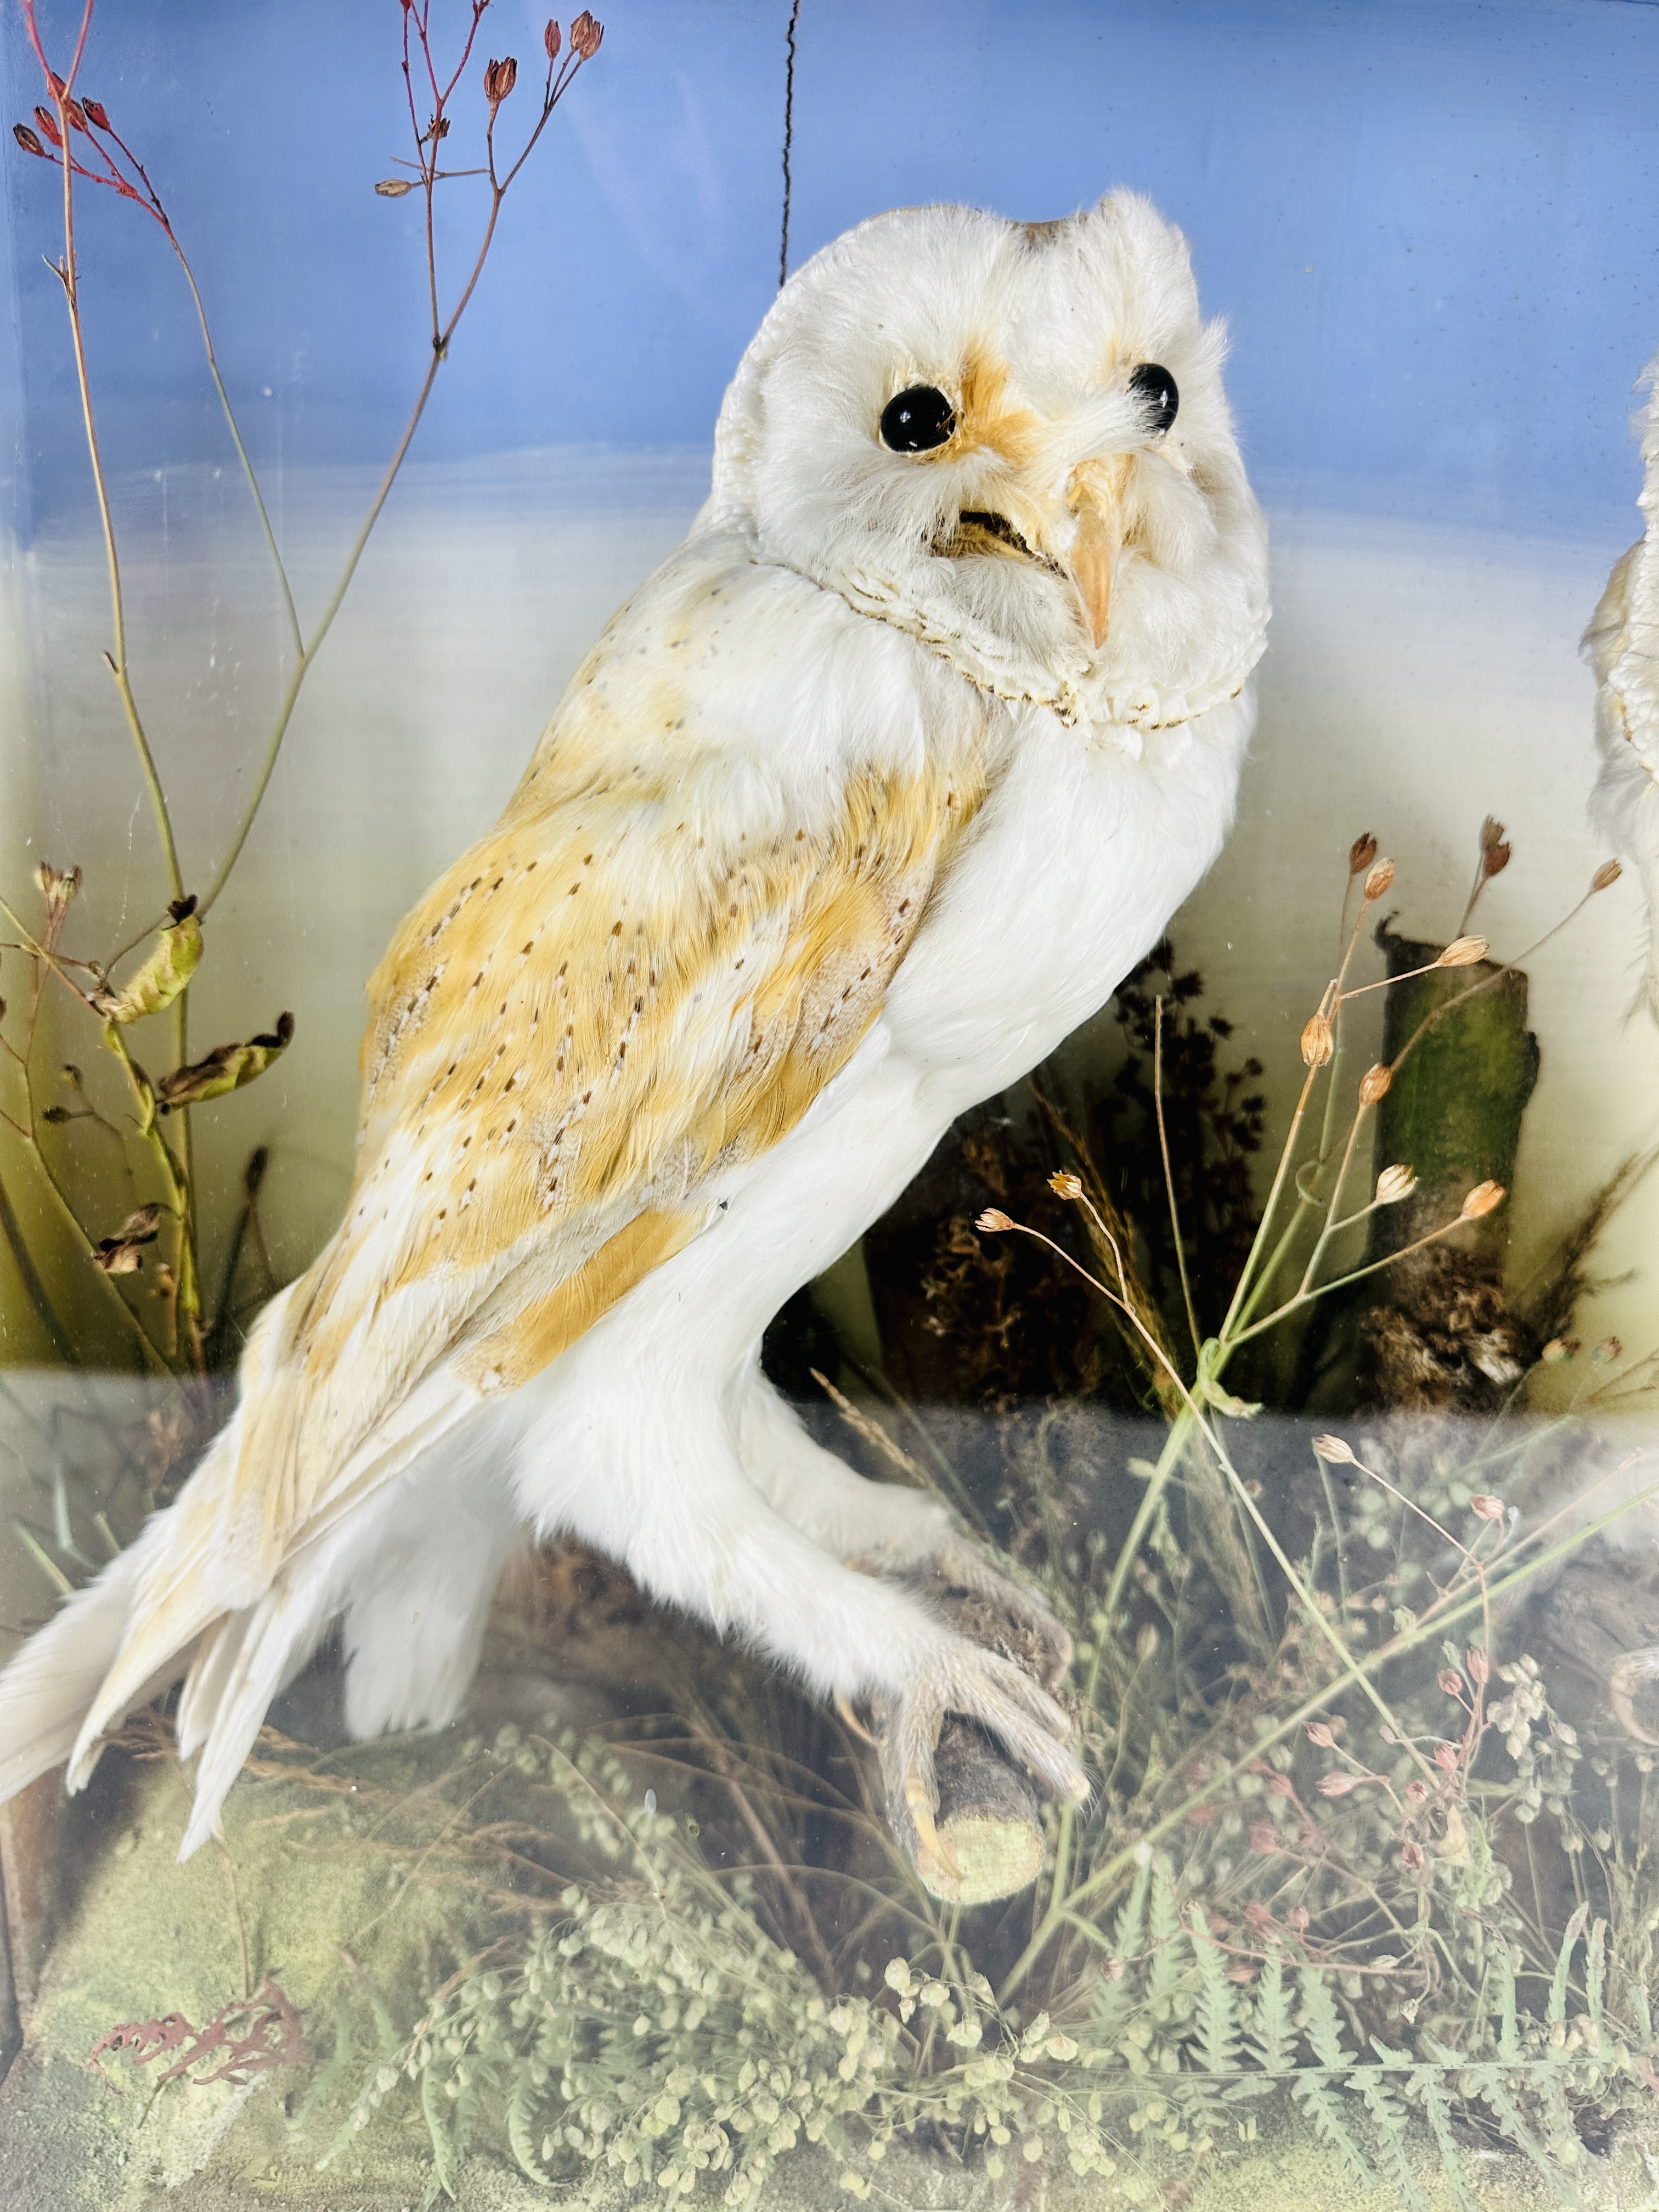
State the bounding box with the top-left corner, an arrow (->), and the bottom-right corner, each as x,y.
1297,1967 -> 1351,2070
1410,2068 -> 1476,2212
506,2070 -> 550,2183
1111,1853 -> 1153,1960
1247,1954 -> 1295,2076
1549,1904 -> 1589,2027
1585,1917 -> 1606,2029
1289,2071 -> 1373,2185
1189,1909 -> 1240,2074
1359,2070 -> 1425,2212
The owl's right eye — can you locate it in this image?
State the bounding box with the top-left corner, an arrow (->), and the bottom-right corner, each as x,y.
880,385 -> 957,453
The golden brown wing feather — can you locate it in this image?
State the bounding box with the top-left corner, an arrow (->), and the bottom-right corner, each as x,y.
231,710 -> 990,1566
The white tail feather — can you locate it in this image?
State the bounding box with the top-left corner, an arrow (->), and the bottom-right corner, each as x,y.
0,1533 -> 150,1801
179,1570 -> 335,1859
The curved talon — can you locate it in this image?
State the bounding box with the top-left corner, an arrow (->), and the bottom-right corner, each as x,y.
834,1690 -> 877,1745
904,1773 -> 962,1882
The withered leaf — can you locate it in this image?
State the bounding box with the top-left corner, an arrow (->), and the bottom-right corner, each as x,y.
90,1203 -> 163,1273
93,899 -> 202,1024
156,1012 -> 294,1111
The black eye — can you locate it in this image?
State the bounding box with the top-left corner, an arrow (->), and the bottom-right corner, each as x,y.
880,385 -> 957,453
1128,363 -> 1179,435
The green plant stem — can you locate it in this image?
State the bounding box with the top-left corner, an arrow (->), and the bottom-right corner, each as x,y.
200,45 -> 593,919
43,98 -> 182,907
0,1165 -> 76,1363
170,245 -> 302,663
100,1022 -> 202,1368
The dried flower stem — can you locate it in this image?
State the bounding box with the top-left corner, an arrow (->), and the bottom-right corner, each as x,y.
200,10 -> 597,916
1154,996 -> 1202,1359
1002,1468 -> 1659,2003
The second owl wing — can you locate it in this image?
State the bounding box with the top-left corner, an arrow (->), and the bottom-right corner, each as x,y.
227,612 -> 991,1577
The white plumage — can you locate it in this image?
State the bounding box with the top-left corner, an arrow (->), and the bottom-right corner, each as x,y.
1586,349 -> 1659,1017
0,193 -> 1268,1866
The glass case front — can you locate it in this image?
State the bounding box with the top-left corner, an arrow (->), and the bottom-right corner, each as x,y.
3,4 -> 1658,2206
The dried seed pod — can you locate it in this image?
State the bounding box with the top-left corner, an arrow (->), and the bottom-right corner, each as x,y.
1591,859 -> 1623,892
35,860 -> 82,908
571,10 -> 604,58
483,55 -> 518,105
1363,857 -> 1396,901
1300,1012 -> 1334,1066
1311,1434 -> 1355,1464
1304,1719 -> 1336,1747
375,177 -> 415,197
975,1208 -> 1014,1233
1374,1163 -> 1417,1204
1317,1771 -> 1361,1797
1459,1179 -> 1505,1220
81,97 -> 111,130
1438,1669 -> 1464,1697
1047,1171 -> 1083,1200
1347,830 -> 1378,876
1433,1742 -> 1461,1772
544,19 -> 562,61
1357,1062 -> 1392,1105
1541,1335 -> 1578,1363
1469,1496 -> 1505,1523
13,122 -> 46,156
31,104 -> 63,149
1436,934 -> 1488,967
1466,1645 -> 1491,1681
1477,815 -> 1511,878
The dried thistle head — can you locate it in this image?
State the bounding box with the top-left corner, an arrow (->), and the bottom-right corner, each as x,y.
1300,1013 -> 1334,1067
1357,1063 -> 1392,1105
1591,859 -> 1623,893
1460,1180 -> 1505,1220
1363,857 -> 1396,902
1347,831 -> 1379,877
35,860 -> 82,909
1374,1163 -> 1417,1205
1436,935 -> 1488,968
1477,816 -> 1511,881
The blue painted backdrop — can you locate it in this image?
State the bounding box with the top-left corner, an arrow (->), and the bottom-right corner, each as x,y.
3,0 -> 1658,548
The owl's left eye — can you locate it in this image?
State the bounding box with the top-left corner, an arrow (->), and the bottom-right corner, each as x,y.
881,386 -> 957,453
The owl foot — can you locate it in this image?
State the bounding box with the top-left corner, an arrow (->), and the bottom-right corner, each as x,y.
851,1531 -> 1074,1694
871,1636 -> 1086,1893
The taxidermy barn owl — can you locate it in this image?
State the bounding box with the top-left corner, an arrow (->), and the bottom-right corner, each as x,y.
0,192 -> 1268,1870
1586,348 -> 1659,1017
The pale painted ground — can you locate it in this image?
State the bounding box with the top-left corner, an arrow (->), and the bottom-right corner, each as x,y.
3,453 -> 1657,1406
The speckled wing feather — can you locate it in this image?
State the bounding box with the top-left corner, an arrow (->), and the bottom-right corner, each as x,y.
246,749 -> 984,1556
80,549 -> 993,1771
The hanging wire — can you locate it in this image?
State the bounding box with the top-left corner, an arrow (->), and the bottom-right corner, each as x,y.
779,0 -> 800,287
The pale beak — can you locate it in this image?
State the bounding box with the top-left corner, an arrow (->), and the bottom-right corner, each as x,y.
1064,470 -> 1121,650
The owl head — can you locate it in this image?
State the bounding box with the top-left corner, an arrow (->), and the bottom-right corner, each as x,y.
711,193 -> 1268,732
